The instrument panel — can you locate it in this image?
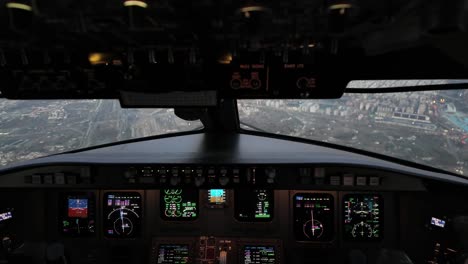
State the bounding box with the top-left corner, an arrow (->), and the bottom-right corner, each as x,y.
50,190 -> 390,264
55,190 -> 387,244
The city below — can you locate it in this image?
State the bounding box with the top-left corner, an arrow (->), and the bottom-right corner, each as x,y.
0,85 -> 466,177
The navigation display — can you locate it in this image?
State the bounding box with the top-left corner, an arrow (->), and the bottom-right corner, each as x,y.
293,193 -> 335,242
235,189 -> 274,222
161,189 -> 199,221
103,192 -> 142,238
59,192 -> 95,236
157,244 -> 189,264
242,245 -> 276,264
343,194 -> 383,241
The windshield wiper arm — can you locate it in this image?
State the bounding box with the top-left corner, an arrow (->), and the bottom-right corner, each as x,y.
239,121 -> 267,133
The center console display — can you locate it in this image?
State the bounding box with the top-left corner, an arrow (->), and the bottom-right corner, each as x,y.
242,245 -> 276,264
157,244 -> 189,264
343,193 -> 383,241
293,193 -> 335,242
206,189 -> 227,208
161,189 -> 199,221
235,189 -> 274,222
59,192 -> 95,236
103,192 -> 142,238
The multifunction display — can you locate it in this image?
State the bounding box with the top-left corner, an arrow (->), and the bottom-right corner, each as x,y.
161,189 -> 199,221
235,189 -> 274,222
157,244 -> 189,264
242,245 -> 276,264
103,192 -> 142,238
293,193 -> 335,242
343,194 -> 383,241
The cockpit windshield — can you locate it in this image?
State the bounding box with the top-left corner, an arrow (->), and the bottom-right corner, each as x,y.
0,99 -> 202,167
238,88 -> 468,176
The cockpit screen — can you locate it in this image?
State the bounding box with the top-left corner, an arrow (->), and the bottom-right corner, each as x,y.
343,194 -> 383,241
59,192 -> 95,236
103,192 -> 142,238
293,193 -> 335,242
161,189 -> 199,221
68,199 -> 88,218
0,211 -> 12,222
206,189 -> 227,208
157,244 -> 189,264
431,217 -> 446,228
235,189 -> 274,222
242,245 -> 276,264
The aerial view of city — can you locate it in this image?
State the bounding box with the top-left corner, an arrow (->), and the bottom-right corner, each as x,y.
0,81 -> 466,177
0,100 -> 201,167
239,87 -> 468,176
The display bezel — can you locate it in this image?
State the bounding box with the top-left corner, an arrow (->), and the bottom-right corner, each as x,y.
234,189 -> 275,223
237,238 -> 282,264
58,191 -> 96,237
150,237 -> 195,264
160,189 -> 200,221
292,192 -> 336,243
204,189 -> 230,209
342,193 -> 384,242
102,190 -> 143,239
290,191 -> 337,245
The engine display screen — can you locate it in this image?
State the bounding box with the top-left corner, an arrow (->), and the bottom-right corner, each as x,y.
293,193 -> 335,242
161,189 -> 199,221
242,245 -> 276,264
157,244 -> 189,264
235,189 -> 274,222
59,192 -> 95,236
103,192 -> 142,238
343,194 -> 383,241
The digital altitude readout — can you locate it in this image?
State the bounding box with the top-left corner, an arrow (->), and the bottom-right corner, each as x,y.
343,194 -> 383,241
293,193 -> 335,242
161,189 -> 199,220
235,189 -> 274,222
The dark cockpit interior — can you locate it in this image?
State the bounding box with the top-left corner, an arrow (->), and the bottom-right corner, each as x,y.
1,0 -> 468,264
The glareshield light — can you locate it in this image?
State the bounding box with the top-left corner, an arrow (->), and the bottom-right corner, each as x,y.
6,2 -> 33,12
123,0 -> 148,8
